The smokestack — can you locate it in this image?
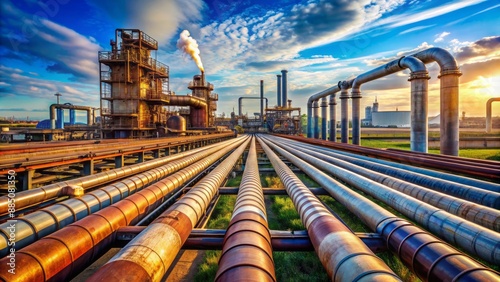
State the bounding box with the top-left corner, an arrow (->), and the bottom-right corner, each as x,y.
281,70 -> 288,107
276,74 -> 282,107
260,80 -> 264,125
177,30 -> 204,72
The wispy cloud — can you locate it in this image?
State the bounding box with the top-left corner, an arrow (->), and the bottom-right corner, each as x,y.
434,31 -> 450,42
399,25 -> 435,35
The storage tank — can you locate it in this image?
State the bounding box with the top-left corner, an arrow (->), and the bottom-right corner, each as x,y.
167,115 -> 187,132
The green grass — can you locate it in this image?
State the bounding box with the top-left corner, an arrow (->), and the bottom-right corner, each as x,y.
361,139 -> 500,160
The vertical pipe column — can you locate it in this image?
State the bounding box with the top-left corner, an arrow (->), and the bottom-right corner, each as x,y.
56,108 -> 64,129
351,91 -> 361,145
486,98 -> 500,133
439,70 -> 461,155
340,81 -> 350,143
409,71 -> 430,152
329,94 -> 337,142
69,109 -> 76,125
307,102 -> 313,138
281,70 -> 288,107
313,101 -> 320,139
321,97 -> 328,140
260,80 -> 264,126
277,74 -> 282,107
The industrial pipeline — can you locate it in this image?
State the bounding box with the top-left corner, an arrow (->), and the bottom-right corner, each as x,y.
88,136 -> 251,281
0,136 -> 248,281
258,136 -> 401,281
259,134 -> 499,281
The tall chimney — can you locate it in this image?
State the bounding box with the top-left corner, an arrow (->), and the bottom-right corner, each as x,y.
281,70 -> 288,108
260,80 -> 264,125
276,74 -> 282,107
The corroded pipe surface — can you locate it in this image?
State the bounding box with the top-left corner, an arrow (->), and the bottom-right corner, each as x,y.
88,136 -> 251,281
0,136 -> 248,282
263,135 -> 500,265
215,137 -> 276,282
261,135 -> 500,281
258,135 -> 401,282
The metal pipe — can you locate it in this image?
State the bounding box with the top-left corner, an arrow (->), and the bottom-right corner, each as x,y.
313,101 -> 319,139
486,97 -> 500,132
261,135 -> 500,281
329,94 -> 337,141
215,137 -> 276,281
260,80 -> 264,125
88,137 -> 251,281
306,84 -> 340,138
277,74 -> 282,107
263,136 -> 500,265
0,136 -> 248,282
270,136 -> 500,230
340,80 -> 351,143
321,97 -> 328,140
280,136 -> 500,206
257,135 -> 401,281
411,47 -> 462,156
49,104 -> 93,129
0,138 -> 242,257
0,138 -> 228,215
238,97 -> 269,117
350,56 -> 428,148
281,70 -> 288,107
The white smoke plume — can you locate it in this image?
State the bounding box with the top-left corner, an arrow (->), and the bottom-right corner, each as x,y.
177,30 -> 204,72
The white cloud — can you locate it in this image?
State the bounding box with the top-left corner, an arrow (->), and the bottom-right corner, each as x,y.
434,31 -> 450,42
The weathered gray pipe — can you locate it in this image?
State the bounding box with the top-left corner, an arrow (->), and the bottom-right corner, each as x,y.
329,94 -> 337,141
258,136 -> 401,281
0,141 -> 225,215
281,70 -> 288,107
411,47 -> 462,156
277,74 -> 282,107
264,136 -> 500,265
350,56 -> 429,150
486,97 -> 500,132
304,141 -> 499,192
340,81 -> 352,143
260,135 -> 499,281
0,138 -> 242,256
306,84 -> 340,138
89,137 -> 251,281
260,80 -> 264,124
215,137 -> 276,281
321,97 -> 328,140
270,137 -> 499,231
238,96 -> 269,116
50,104 -> 93,129
313,101 -> 320,138
279,137 -> 500,207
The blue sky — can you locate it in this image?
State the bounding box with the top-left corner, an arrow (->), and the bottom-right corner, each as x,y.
1,0 -> 499,121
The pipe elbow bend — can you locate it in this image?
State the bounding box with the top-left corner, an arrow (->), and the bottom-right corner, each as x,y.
399,56 -> 427,73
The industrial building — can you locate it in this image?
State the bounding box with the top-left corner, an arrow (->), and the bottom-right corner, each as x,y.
362,98 -> 411,127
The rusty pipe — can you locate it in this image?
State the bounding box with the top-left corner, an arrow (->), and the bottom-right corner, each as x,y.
260,135 -> 500,281
0,136 -> 248,282
215,137 -> 276,282
0,138 -> 242,257
257,135 -> 401,282
88,136 -> 251,281
486,97 -> 500,133
0,140 -> 228,215
262,135 -> 500,265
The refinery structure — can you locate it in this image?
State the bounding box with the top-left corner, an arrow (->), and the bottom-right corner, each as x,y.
0,28 -> 499,282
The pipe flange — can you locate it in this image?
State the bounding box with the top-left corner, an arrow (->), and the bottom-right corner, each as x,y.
408,71 -> 430,81
397,56 -> 406,69
438,69 -> 462,78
